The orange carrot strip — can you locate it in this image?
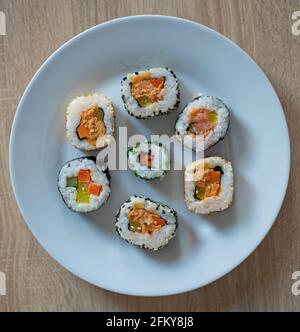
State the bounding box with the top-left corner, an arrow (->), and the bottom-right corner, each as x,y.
78,169 -> 91,183
150,77 -> 165,89
77,125 -> 89,139
87,182 -> 102,196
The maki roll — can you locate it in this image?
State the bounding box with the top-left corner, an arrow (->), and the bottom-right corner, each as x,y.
127,141 -> 170,180
121,67 -> 180,119
58,157 -> 110,212
175,95 -> 230,152
66,93 -> 115,151
184,157 -> 234,214
115,196 -> 178,251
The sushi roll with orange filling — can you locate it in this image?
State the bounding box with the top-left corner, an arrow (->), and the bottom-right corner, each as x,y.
127,141 -> 170,180
58,157 -> 110,212
121,68 -> 179,119
66,93 -> 115,151
115,196 -> 178,250
184,157 -> 234,214
175,95 -> 230,152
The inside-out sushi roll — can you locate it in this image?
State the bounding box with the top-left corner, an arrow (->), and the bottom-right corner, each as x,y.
175,95 -> 230,152
127,141 -> 170,180
184,157 -> 233,214
115,196 -> 178,251
66,93 -> 115,151
58,157 -> 111,212
121,67 -> 180,119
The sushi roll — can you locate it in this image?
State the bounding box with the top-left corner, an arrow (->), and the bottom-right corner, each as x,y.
66,93 -> 115,151
184,157 -> 234,214
121,67 -> 180,119
175,95 -> 230,152
58,157 -> 111,212
127,141 -> 170,180
115,196 -> 178,251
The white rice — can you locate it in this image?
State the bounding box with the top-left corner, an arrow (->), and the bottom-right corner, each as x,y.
184,157 -> 234,214
58,157 -> 111,213
121,67 -> 179,118
115,196 -> 178,251
175,95 -> 230,152
66,93 -> 115,151
128,141 -> 170,180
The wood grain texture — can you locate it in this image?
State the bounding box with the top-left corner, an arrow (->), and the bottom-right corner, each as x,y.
0,0 -> 299,312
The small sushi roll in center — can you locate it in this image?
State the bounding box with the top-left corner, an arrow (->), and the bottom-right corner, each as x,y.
175,95 -> 230,151
127,141 -> 170,180
121,68 -> 180,119
115,196 -> 178,251
58,157 -> 111,213
66,93 -> 115,151
184,157 -> 234,214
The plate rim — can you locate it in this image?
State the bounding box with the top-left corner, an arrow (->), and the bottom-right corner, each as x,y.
9,15 -> 291,297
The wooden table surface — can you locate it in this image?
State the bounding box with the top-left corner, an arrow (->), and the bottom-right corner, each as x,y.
0,0 -> 299,312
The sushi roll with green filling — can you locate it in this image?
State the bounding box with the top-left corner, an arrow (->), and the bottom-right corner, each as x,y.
121,67 -> 180,119
175,95 -> 230,152
58,157 -> 110,212
184,157 -> 234,214
128,141 -> 170,180
115,196 -> 178,251
66,93 -> 115,151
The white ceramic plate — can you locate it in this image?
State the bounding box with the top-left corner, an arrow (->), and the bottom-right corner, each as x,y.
9,16 -> 290,296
